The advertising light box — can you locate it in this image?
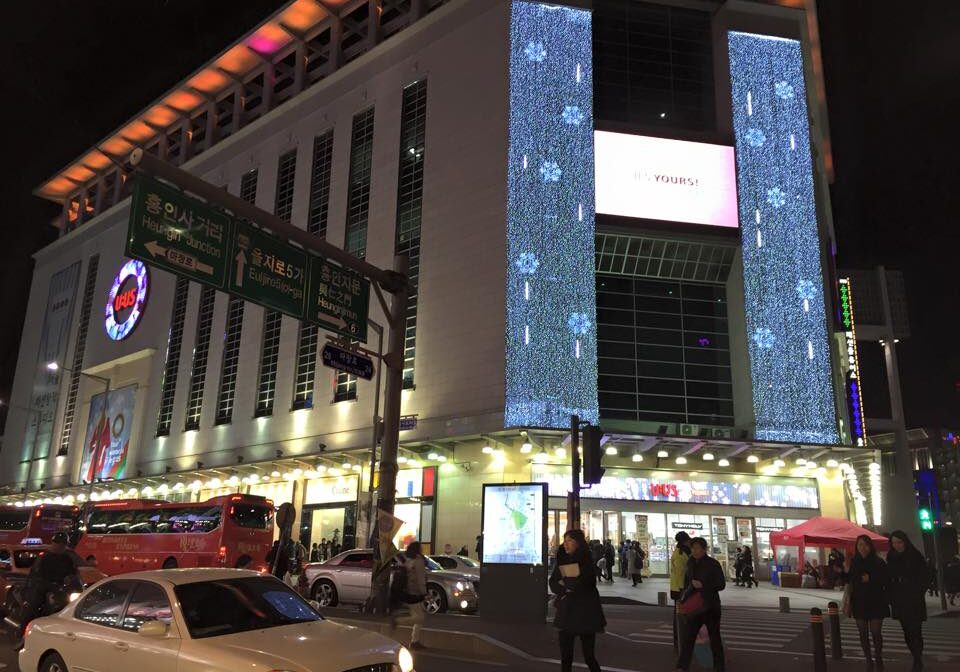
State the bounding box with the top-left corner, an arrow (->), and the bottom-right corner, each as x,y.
594,131 -> 739,228
481,483 -> 547,565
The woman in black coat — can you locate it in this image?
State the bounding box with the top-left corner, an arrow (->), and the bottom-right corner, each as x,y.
549,529 -> 606,672
848,534 -> 890,670
888,530 -> 927,671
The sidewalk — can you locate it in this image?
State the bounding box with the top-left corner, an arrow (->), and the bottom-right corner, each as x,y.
596,576 -> 955,615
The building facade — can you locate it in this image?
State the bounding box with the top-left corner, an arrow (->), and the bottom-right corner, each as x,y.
1,0 -> 900,571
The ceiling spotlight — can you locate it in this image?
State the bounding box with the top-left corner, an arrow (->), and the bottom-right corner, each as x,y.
406,460 -> 420,468
746,455 -> 759,464
805,461 -> 818,469
352,464 -> 362,472
773,459 -> 786,468
796,457 -> 807,466
718,458 -> 730,467
632,453 -> 643,463
397,455 -> 408,464
521,442 -> 533,454
482,445 -> 494,455
702,452 -> 715,461
605,446 -> 618,456
657,450 -> 669,459
271,470 -> 281,478
427,452 -> 439,461
826,459 -> 839,468
555,447 -> 567,459
341,462 -> 352,470
533,449 -> 548,464
675,456 -> 688,465
436,455 -> 448,463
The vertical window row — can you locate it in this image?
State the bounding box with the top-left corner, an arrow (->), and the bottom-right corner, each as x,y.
215,297 -> 245,424
256,151 -> 297,415
156,277 -> 190,436
292,324 -> 319,409
336,108 -> 376,402
184,286 -> 216,431
58,254 -> 100,456
395,80 -> 428,389
215,169 -> 257,424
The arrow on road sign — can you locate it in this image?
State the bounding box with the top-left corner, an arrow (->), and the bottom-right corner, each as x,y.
234,249 -> 246,288
145,240 -> 166,258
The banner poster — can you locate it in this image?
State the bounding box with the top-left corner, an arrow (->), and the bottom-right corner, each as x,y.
24,261 -> 81,460
80,384 -> 137,483
635,514 -> 654,576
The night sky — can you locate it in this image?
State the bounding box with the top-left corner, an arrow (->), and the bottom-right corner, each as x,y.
1,1 -> 956,433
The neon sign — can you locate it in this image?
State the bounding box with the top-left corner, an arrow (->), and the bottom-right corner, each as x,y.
104,260 -> 148,341
839,278 -> 866,446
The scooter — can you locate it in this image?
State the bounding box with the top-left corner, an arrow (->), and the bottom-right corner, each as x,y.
3,574 -> 83,638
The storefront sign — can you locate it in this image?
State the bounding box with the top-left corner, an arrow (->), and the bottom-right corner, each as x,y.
104,260 -> 148,341
839,278 -> 867,446
671,521 -> 704,530
755,525 -> 785,533
24,261 -> 81,460
304,475 -> 358,505
533,466 -> 820,510
80,384 -> 137,482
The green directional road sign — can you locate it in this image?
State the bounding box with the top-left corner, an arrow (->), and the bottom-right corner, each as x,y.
229,220 -> 309,319
307,258 -> 370,342
127,177 -> 231,288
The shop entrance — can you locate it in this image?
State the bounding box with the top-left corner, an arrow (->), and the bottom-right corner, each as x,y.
299,502 -> 357,559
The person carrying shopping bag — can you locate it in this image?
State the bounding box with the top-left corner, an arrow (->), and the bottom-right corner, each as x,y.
675,537 -> 726,672
550,529 -> 606,672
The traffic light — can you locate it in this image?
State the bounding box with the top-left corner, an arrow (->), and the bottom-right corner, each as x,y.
919,507 -> 934,532
582,425 -> 605,485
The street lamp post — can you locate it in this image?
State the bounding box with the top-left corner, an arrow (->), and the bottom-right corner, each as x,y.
47,362 -> 110,497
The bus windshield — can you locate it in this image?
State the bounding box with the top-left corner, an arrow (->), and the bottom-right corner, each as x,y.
229,503 -> 272,529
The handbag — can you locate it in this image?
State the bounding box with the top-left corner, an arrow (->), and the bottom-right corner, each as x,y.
677,587 -> 707,616
841,581 -> 853,617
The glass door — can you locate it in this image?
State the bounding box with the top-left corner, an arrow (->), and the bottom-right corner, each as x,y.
299,503 -> 357,559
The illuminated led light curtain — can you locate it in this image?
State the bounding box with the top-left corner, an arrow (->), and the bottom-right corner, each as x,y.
728,31 -> 839,444
506,1 -> 598,428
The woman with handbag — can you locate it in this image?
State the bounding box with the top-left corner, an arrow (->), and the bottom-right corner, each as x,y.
675,537 -> 726,672
549,529 -> 606,672
849,534 -> 890,670
888,530 -> 927,671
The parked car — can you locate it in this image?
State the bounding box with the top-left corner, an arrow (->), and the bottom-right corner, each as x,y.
304,549 -> 478,614
19,569 -> 415,672
429,554 -> 480,577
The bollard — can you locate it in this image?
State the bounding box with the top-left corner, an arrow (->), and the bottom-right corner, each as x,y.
827,601 -> 843,659
779,596 -> 790,613
658,591 -> 668,607
810,607 -> 827,672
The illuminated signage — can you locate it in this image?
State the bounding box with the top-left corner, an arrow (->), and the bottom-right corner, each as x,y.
104,260 -> 148,341
594,131 -> 739,228
533,466 -> 820,510
839,278 -> 867,446
481,483 -> 547,565
671,521 -> 704,530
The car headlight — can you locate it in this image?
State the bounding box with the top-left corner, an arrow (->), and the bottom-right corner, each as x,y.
455,581 -> 465,591
68,592 -> 82,602
398,646 -> 415,672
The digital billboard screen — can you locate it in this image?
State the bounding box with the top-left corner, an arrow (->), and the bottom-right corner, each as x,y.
481,483 -> 546,565
594,131 -> 739,228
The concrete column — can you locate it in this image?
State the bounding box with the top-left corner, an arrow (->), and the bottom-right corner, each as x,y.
232,83 -> 243,134
205,101 -> 216,150
263,62 -> 275,112
367,0 -> 382,50
293,41 -> 307,94
328,16 -> 343,74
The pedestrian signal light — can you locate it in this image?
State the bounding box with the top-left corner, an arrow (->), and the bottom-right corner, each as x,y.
582,425 -> 605,485
918,507 -> 934,531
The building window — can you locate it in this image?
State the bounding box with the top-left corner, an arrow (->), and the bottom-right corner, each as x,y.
156,277 -> 190,436
395,80 -> 427,389
292,324 -> 318,409
184,286 -> 216,431
593,0 -> 715,131
215,297 -> 245,424
596,276 -> 733,427
307,130 -> 335,238
336,108 -> 376,401
255,311 -> 282,417
240,168 -> 259,204
58,254 -> 100,456
274,149 -> 297,223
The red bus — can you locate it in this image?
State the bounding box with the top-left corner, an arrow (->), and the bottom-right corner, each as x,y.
74,494 -> 274,575
0,504 -> 80,553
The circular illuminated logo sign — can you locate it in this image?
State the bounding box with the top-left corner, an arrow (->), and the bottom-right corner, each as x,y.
104,260 -> 148,341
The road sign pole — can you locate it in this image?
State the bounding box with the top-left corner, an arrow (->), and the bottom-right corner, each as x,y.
371,255 -> 409,614
366,320 -> 385,547
567,414 -> 581,531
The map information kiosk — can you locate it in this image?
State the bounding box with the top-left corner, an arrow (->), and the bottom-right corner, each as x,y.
479,483 -> 548,623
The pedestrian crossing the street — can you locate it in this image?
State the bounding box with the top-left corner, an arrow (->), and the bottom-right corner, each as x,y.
617,610 -> 960,660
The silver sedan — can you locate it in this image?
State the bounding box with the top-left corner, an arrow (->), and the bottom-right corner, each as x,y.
304,549 -> 479,614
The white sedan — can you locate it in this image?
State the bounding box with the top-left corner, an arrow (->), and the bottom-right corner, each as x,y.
20,568 -> 415,672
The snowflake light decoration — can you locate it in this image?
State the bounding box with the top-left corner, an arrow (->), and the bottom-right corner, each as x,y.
567,312 -> 592,336
745,128 -> 766,147
524,41 -> 547,62
796,279 -> 817,301
515,252 -> 540,275
561,105 -> 584,126
774,80 -> 795,99
752,327 -> 775,349
766,186 -> 787,208
539,160 -> 561,182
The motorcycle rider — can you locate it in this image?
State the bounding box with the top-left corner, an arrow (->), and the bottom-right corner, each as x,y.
16,532 -> 79,645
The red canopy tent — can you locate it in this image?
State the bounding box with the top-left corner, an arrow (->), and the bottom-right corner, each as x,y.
769,516 -> 889,556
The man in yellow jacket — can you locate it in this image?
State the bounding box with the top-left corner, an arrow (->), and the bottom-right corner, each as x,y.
670,531 -> 692,653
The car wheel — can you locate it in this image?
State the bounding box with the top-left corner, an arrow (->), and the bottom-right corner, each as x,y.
312,579 -> 338,607
423,584 -> 447,614
162,557 -> 178,569
40,652 -> 68,672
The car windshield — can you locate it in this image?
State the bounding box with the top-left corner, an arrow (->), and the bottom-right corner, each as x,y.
457,556 -> 480,568
175,576 -> 321,639
424,556 -> 443,571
